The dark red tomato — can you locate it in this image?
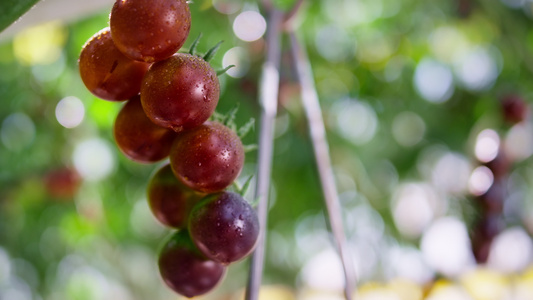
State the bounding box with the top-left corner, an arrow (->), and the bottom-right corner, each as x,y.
169,122 -> 244,193
78,27 -> 150,101
44,167 -> 81,199
188,192 -> 259,264
483,149 -> 509,180
471,214 -> 503,263
141,53 -> 219,132
471,236 -> 492,264
159,230 -> 226,298
110,0 -> 191,62
477,180 -> 505,214
501,94 -> 529,124
147,164 -> 205,228
114,95 -> 176,163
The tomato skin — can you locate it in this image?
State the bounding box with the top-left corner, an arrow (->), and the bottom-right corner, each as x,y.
78,28 -> 150,101
188,192 -> 259,264
147,164 -> 205,228
113,95 -> 176,163
141,53 -> 220,132
158,231 -> 226,298
501,94 -> 529,124
110,0 -> 191,63
169,122 -> 244,193
44,167 -> 81,199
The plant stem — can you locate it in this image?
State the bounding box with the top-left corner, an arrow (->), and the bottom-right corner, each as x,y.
288,31 -> 357,300
244,7 -> 283,300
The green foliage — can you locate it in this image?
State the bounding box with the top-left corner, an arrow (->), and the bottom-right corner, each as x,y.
0,0 -> 40,32
2,0 -> 533,299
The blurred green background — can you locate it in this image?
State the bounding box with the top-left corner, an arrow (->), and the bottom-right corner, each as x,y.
1,0 -> 533,299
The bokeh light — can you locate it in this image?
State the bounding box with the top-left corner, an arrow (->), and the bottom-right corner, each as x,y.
72,138 -> 115,181
392,183 -> 442,239
430,27 -> 470,63
504,123 -> 533,161
222,47 -> 250,78
487,227 -> 533,274
391,112 -> 426,147
454,47 -> 500,91
460,268 -> 510,300
299,289 -> 344,300
294,214 -> 331,263
356,283 -> 399,300
500,0 -> 526,8
233,10 -> 266,42
63,264 -> 133,300
234,285 -> 296,300
384,56 -> 408,82
474,129 -> 500,163
330,99 -> 378,145
414,58 -> 454,103
0,247 -> 10,284
388,278 -> 424,300
13,21 -> 67,65
55,96 -> 85,128
421,217 -> 475,277
315,25 -> 356,63
212,0 -> 242,15
300,248 -> 350,293
118,246 -> 163,297
322,0 -> 387,26
345,203 -> 385,244
386,246 -> 434,284
468,166 -> 494,196
31,52 -> 66,83
1,112 -> 36,151
356,29 -> 393,64
0,276 -> 33,300
349,239 -> 379,282
431,152 -> 471,194
514,267 -> 533,299
129,198 -> 166,240
345,204 -> 384,280
426,282 -> 473,300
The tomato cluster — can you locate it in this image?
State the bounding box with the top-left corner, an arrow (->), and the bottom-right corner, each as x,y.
471,95 -> 529,263
78,0 -> 259,297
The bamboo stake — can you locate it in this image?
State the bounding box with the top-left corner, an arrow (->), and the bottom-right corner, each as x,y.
288,30 -> 357,300
244,7 -> 283,300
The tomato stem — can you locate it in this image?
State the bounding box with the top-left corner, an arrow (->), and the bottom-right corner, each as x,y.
203,40 -> 223,62
216,64 -> 235,76
188,33 -> 202,55
238,118 -> 255,139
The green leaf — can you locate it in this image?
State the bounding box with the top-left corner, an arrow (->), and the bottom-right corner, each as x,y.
0,0 -> 40,33
243,144 -> 258,153
222,103 -> 239,130
203,40 -> 223,62
239,174 -> 254,198
188,33 -> 202,55
216,64 -> 235,76
272,0 -> 297,11
238,118 -> 255,139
